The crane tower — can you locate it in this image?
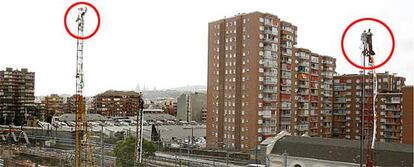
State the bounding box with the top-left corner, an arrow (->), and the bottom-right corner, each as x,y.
74,7 -> 95,167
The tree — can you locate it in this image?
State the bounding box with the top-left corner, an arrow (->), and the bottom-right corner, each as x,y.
113,137 -> 156,167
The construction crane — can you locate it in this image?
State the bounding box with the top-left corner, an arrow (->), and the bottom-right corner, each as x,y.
134,93 -> 145,166
360,29 -> 378,167
74,7 -> 95,167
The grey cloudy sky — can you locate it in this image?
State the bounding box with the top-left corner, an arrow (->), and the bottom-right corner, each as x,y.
1,0 -> 412,96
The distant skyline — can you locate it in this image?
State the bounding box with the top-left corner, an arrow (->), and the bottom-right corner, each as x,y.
1,0 -> 412,96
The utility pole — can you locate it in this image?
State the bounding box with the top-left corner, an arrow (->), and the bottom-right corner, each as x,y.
226,136 -> 229,166
134,93 -> 144,166
179,140 -> 182,167
187,136 -> 190,167
255,145 -> 258,164
283,152 -> 288,167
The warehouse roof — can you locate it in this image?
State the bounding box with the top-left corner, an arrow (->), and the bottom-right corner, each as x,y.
57,113 -> 108,122
271,135 -> 413,166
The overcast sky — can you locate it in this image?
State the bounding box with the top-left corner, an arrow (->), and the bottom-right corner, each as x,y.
1,0 -> 412,96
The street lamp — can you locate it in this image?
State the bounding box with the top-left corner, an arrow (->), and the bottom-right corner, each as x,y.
177,139 -> 182,167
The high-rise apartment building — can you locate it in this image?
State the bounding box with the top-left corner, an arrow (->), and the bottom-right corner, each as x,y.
332,72 -> 406,143
0,68 -> 35,125
402,86 -> 413,144
65,95 -> 78,114
207,12 -> 336,150
42,94 -> 64,122
177,92 -> 207,122
94,90 -> 140,117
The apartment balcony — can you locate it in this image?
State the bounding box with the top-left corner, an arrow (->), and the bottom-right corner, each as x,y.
384,99 -> 400,104
281,74 -> 291,79
281,105 -> 291,110
311,71 -> 319,77
297,97 -> 307,102
280,121 -> 290,125
260,131 -> 277,136
263,54 -> 277,60
281,82 -> 291,86
297,78 -> 308,82
298,83 -> 309,88
385,114 -> 401,118
334,99 -> 347,103
264,29 -> 278,35
281,51 -> 292,56
263,106 -> 277,111
297,111 -> 309,117
281,114 -> 291,118
323,93 -> 333,97
263,63 -> 277,69
263,38 -> 277,44
264,46 -> 277,52
323,75 -> 334,79
383,135 -> 400,140
263,88 -> 277,93
333,119 -> 346,122
262,122 -> 277,127
297,54 -> 309,60
298,62 -> 310,67
310,62 -> 320,70
297,66 -> 309,73
264,72 -> 277,77
281,66 -> 291,71
306,102 -> 316,107
263,79 -> 277,85
297,91 -> 309,95
282,26 -> 294,33
263,97 -> 277,103
385,107 -> 400,111
333,111 -> 347,116
384,128 -> 401,132
263,20 -> 273,26
280,91 -> 291,95
334,86 -> 347,91
296,124 -> 309,131
385,121 -> 400,125
281,43 -> 293,48
281,59 -> 292,64
309,118 -> 318,123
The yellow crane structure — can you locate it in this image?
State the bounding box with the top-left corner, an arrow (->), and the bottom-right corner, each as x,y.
74,7 -> 95,167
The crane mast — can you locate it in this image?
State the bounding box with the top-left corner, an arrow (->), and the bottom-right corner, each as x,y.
74,7 -> 94,167
360,29 -> 377,167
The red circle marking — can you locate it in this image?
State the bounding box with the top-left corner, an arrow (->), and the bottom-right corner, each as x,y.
341,18 -> 395,70
64,2 -> 101,40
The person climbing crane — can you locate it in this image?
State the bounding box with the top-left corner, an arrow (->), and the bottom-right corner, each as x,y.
76,7 -> 87,32
361,29 -> 375,63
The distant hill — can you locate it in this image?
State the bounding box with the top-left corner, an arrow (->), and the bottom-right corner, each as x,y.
141,85 -> 206,100
165,85 -> 206,92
